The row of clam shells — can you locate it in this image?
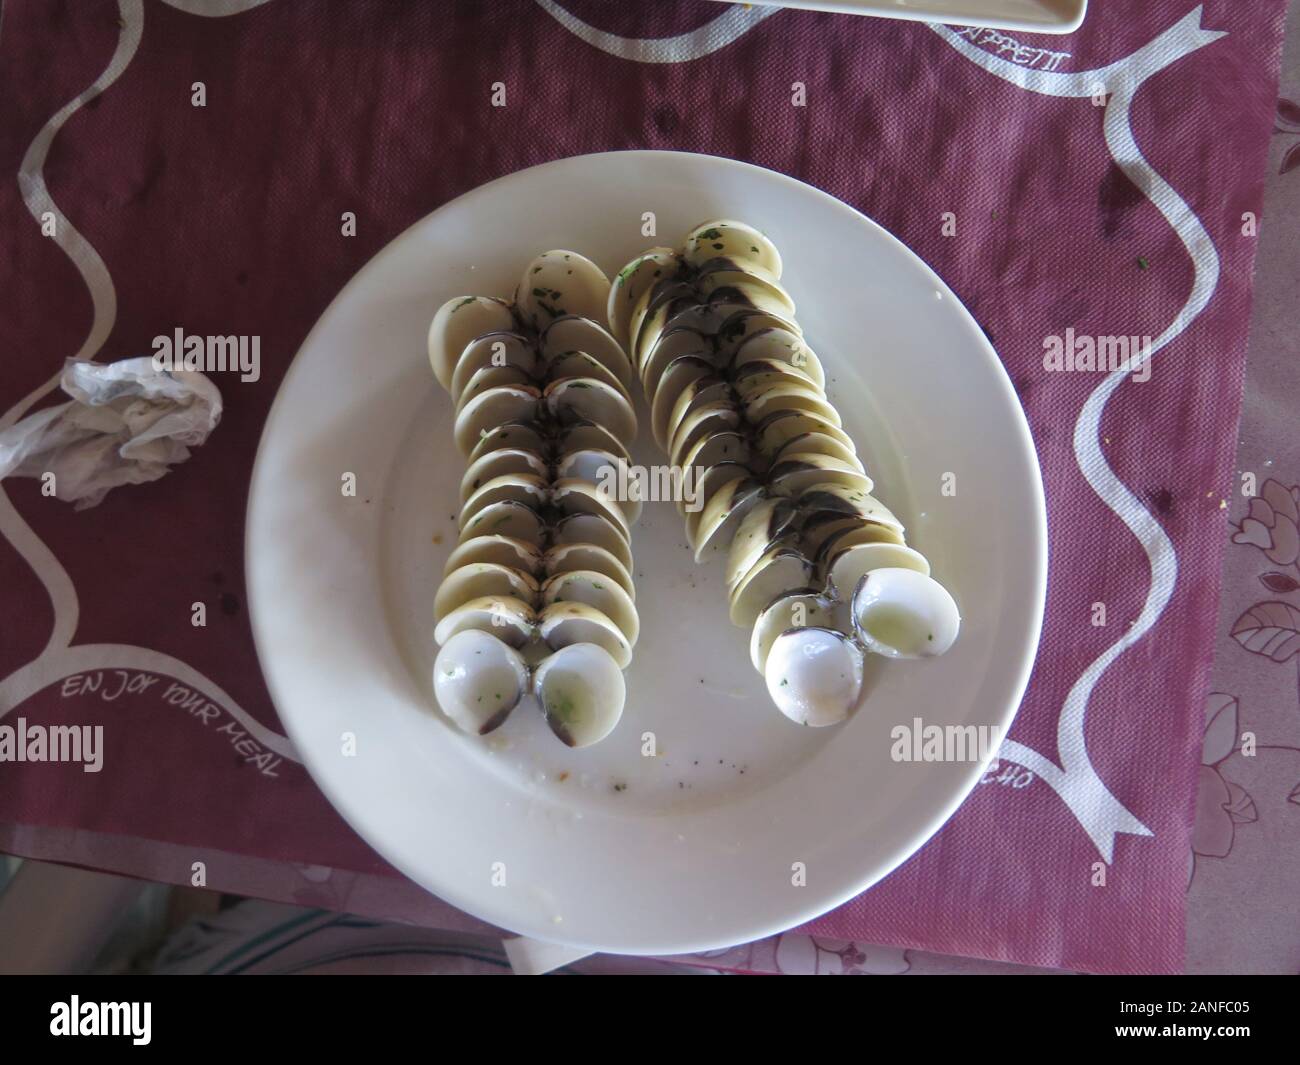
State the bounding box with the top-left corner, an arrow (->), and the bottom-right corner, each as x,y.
427,252 -> 640,748
609,220 -> 960,728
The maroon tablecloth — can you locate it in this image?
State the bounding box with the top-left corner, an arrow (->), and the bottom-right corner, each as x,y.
0,0 -> 1288,973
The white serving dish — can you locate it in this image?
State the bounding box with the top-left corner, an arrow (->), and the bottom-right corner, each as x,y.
246,150 -> 1047,956
711,0 -> 1086,35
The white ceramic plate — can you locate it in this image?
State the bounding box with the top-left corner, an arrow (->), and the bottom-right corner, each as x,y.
712,0 -> 1087,35
247,151 -> 1046,956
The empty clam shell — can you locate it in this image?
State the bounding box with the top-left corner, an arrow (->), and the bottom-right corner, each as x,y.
533,642 -> 626,748
634,293 -> 709,371
668,402 -> 743,468
538,601 -> 633,669
728,544 -> 814,627
743,382 -> 842,427
608,248 -> 679,348
449,332 -> 535,405
443,534 -> 544,578
457,500 -> 545,545
467,421 -> 548,464
553,446 -> 620,484
542,570 -> 640,644
771,431 -> 865,473
802,513 -> 904,558
732,328 -> 824,390
540,315 -> 634,389
544,350 -> 630,399
679,457 -> 750,523
433,629 -> 530,735
650,355 -> 716,448
726,496 -> 797,591
629,281 -> 695,367
555,449 -> 640,524
428,295 -> 514,391
851,568 -> 960,659
550,478 -> 631,540
639,328 -> 711,398
714,310 -> 803,359
795,483 -> 904,532
555,420 -> 633,464
678,430 -> 753,486
823,541 -> 930,599
544,377 -> 638,445
434,562 -> 539,623
460,448 -> 549,503
731,358 -> 821,400
550,512 -> 633,571
689,476 -> 766,561
661,299 -> 730,340
453,384 -> 541,456
433,595 -> 537,648
756,410 -> 856,459
694,255 -> 787,292
767,453 -> 874,498
702,289 -> 792,332
544,541 -> 636,599
459,473 -> 550,532
661,376 -> 732,452
682,219 -> 783,278
453,364 -> 534,414
812,519 -> 907,565
764,627 -> 865,727
517,250 -> 610,331
749,591 -> 843,673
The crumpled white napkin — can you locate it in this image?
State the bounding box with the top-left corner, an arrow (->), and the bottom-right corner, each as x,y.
0,358 -> 222,509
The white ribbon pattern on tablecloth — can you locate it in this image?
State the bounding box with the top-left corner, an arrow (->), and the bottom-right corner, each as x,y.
0,0 -> 298,760
929,9 -> 1226,861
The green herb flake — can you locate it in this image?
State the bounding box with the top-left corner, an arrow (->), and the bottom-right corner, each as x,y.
546,691 -> 579,723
